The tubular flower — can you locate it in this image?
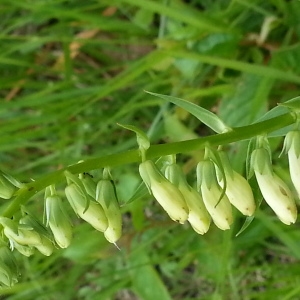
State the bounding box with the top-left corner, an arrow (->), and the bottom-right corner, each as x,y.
251,148 -> 297,225
0,217 -> 42,246
65,183 -> 108,232
165,163 -> 210,234
283,130 -> 300,198
19,215 -> 54,256
217,152 -> 256,216
96,178 -> 122,243
139,160 -> 189,224
197,160 -> 233,230
45,195 -> 73,248
33,237 -> 53,256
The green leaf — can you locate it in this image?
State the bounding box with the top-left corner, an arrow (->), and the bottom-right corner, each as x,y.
255,96 -> 300,123
146,91 -> 231,133
251,96 -> 300,137
278,96 -> 300,111
235,215 -> 256,237
128,250 -> 172,300
124,181 -> 148,205
236,194 -> 263,237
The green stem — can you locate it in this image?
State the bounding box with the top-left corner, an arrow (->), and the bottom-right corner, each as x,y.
2,112 -> 295,218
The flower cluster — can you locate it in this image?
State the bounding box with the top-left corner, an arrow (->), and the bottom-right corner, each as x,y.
0,168 -> 122,287
138,133 -> 300,232
139,152 -> 256,233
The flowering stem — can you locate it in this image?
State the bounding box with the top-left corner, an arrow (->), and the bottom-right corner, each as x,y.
2,111 -> 295,218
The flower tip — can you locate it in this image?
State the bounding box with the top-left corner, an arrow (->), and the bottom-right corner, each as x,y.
243,206 -> 256,217
278,208 -> 297,225
190,224 -> 209,235
212,213 -> 233,230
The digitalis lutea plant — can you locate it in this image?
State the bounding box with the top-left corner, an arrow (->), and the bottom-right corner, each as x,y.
0,93 -> 299,288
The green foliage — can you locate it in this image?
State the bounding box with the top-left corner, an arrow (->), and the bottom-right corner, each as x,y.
1,0 -> 300,299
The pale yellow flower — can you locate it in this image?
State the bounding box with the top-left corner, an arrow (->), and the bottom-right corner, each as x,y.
139,160 -> 189,224
197,161 -> 233,230
252,148 -> 297,225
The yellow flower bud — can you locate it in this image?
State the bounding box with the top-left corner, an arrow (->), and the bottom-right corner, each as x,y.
96,179 -> 122,243
218,171 -> 256,216
165,163 -> 210,234
65,183 -> 108,232
139,160 -> 189,224
34,237 -> 53,256
197,161 -> 233,230
251,148 -> 297,224
45,195 -> 73,248
217,152 -> 256,216
0,217 -> 42,246
19,215 -> 54,256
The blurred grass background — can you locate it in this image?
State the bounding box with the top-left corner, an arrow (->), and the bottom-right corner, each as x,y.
1,0 -> 300,299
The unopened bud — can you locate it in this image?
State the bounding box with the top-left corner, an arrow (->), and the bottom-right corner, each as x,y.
251,148 -> 297,224
65,183 -> 108,232
19,215 -> 53,256
139,160 -> 189,224
217,152 -> 256,216
165,163 -> 210,234
96,178 -> 122,243
45,195 -> 72,248
197,161 -> 233,230
0,217 -> 42,246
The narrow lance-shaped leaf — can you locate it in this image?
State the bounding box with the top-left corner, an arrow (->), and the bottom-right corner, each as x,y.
145,91 -> 231,134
